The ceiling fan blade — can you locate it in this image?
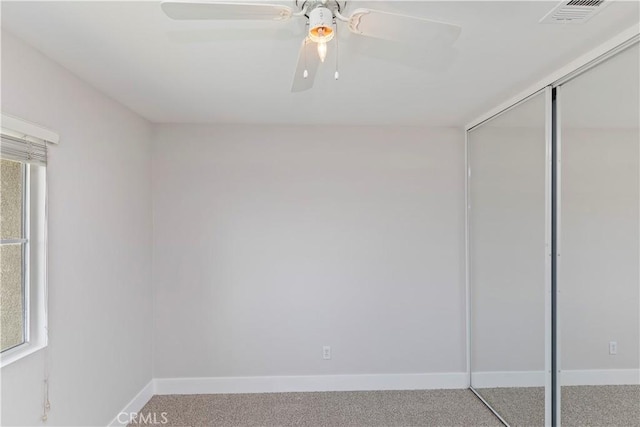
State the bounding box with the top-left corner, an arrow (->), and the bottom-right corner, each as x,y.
346,8 -> 461,46
291,38 -> 320,93
167,28 -> 300,44
346,36 -> 458,72
161,1 -> 293,21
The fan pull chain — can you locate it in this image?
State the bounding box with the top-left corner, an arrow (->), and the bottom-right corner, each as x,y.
303,23 -> 309,79
42,377 -> 51,422
303,39 -> 309,79
42,346 -> 51,422
334,19 -> 339,80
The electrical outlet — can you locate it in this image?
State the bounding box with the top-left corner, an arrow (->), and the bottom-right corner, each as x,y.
609,341 -> 618,355
322,345 -> 331,360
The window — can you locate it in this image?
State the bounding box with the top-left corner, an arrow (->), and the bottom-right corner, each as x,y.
0,114 -> 56,367
1,158 -> 27,352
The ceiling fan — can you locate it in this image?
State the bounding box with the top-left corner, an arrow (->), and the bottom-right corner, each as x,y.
161,0 -> 462,92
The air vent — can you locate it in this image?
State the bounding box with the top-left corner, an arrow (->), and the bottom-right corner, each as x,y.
540,0 -> 611,24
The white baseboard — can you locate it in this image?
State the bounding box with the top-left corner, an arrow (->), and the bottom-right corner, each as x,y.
471,371 -> 545,388
107,372 -> 465,425
471,369 -> 640,388
561,369 -> 640,386
108,380 -> 156,427
154,372 -> 468,395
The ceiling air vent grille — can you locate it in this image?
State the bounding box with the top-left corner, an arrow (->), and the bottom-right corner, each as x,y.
540,0 -> 610,24
567,0 -> 604,6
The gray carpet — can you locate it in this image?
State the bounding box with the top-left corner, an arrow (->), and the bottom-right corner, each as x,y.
474,387 -> 544,427
476,385 -> 640,427
130,389 -> 502,427
561,385 -> 640,427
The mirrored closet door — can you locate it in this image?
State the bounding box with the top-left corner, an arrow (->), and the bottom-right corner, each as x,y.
556,40 -> 640,427
468,89 -> 552,427
468,37 -> 639,427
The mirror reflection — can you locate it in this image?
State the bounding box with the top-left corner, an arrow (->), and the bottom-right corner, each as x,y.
469,90 -> 549,427
558,42 -> 640,427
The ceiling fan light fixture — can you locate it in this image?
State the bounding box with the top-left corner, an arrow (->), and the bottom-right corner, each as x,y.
308,6 -> 334,43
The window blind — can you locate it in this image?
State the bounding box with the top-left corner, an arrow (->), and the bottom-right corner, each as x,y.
1,114 -> 57,165
0,133 -> 48,165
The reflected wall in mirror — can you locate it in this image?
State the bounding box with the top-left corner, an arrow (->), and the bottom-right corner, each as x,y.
469,89 -> 550,427
558,41 -> 640,427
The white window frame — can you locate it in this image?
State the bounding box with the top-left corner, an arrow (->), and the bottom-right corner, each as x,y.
0,114 -> 57,368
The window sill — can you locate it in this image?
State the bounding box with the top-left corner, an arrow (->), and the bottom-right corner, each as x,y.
1,339 -> 47,368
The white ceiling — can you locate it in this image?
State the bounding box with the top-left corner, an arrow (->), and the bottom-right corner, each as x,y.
2,1 -> 639,126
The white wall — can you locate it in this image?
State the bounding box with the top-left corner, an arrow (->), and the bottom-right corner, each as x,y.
468,128 -> 548,375
468,92 -> 548,377
1,31 -> 153,426
558,44 -> 640,375
152,125 -> 466,379
560,128 -> 639,373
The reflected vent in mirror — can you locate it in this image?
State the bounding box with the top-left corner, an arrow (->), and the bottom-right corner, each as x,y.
540,0 -> 610,24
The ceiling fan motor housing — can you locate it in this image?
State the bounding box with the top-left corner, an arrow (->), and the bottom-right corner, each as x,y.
308,6 -> 334,43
